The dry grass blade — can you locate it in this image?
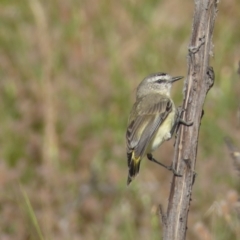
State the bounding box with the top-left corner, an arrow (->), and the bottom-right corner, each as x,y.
29,0 -> 58,165
20,184 -> 44,240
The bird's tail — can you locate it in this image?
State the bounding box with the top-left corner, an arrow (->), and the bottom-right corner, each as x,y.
127,151 -> 141,185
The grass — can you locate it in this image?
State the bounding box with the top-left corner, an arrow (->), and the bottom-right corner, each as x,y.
0,0 -> 240,239
20,184 -> 45,240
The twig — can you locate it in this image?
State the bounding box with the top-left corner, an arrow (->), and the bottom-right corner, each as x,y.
162,1 -> 218,239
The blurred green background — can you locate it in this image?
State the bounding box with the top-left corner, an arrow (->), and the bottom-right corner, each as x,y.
1,0 -> 240,239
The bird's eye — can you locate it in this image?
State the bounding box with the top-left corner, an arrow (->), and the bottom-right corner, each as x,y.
157,79 -> 167,84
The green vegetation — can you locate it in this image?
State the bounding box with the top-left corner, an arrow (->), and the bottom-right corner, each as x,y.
1,0 -> 240,239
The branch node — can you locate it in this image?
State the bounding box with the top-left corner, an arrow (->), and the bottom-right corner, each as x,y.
192,171 -> 197,185
188,35 -> 205,54
159,204 -> 167,227
183,158 -> 191,169
206,66 -> 215,91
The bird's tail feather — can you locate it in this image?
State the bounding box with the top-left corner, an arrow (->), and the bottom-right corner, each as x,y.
127,151 -> 141,185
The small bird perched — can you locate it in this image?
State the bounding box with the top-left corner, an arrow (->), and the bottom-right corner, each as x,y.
126,72 -> 183,185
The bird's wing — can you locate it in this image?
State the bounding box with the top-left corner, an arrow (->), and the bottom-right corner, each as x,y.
126,95 -> 172,161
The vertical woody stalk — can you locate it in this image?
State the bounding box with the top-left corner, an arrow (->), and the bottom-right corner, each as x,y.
162,0 -> 218,239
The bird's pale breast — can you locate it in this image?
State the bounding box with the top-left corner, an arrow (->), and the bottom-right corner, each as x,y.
147,107 -> 176,152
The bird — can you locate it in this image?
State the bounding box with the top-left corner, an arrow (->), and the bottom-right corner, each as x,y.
126,72 -> 184,185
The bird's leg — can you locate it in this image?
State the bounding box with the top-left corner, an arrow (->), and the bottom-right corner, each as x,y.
179,119 -> 193,126
147,153 -> 182,177
171,107 -> 193,135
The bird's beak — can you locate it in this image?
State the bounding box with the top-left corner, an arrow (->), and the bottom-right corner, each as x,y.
171,76 -> 184,83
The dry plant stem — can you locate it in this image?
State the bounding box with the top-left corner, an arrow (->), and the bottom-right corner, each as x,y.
30,0 -> 59,165
162,1 -> 217,239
